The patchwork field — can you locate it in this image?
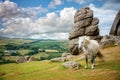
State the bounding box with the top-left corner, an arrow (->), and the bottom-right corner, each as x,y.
0,46 -> 120,80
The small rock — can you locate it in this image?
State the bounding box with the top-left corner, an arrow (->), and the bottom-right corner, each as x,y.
63,60 -> 81,69
62,53 -> 71,57
50,57 -> 67,62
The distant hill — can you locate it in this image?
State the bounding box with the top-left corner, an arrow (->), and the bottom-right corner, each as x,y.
0,38 -> 34,45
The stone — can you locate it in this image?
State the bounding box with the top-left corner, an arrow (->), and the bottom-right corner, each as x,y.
62,53 -> 71,57
89,36 -> 103,42
63,60 -> 81,69
110,11 -> 120,36
117,25 -> 120,36
74,13 -> 86,23
74,18 -> 93,28
100,35 -> 120,48
84,9 -> 93,18
50,57 -> 67,62
16,56 -> 35,63
16,56 -> 26,63
74,8 -> 87,18
92,18 -> 99,25
85,25 -> 99,36
69,27 -> 85,40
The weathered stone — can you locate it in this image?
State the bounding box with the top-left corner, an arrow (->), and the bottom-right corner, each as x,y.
62,53 -> 71,57
16,56 -> 26,63
74,8 -> 87,18
100,35 -> 120,48
63,60 -> 81,69
117,25 -> 120,36
16,56 -> 35,63
85,25 -> 99,36
92,18 -> 99,25
74,14 -> 86,23
110,11 -> 120,35
50,57 -> 67,62
85,9 -> 93,18
69,27 -> 85,40
74,18 -> 92,27
89,36 -> 103,42
69,38 -> 82,55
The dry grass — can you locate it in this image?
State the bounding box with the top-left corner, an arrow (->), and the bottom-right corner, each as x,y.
0,46 -> 120,80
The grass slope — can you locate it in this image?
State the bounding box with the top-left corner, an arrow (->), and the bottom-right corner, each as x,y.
0,46 -> 120,80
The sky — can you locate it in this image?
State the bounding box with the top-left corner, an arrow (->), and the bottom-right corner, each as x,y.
0,0 -> 120,39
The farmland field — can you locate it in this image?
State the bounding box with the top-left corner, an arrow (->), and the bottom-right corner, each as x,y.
0,38 -> 69,63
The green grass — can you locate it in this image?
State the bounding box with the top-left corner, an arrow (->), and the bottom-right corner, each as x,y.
26,40 -> 69,51
18,49 -> 32,55
0,46 -> 120,80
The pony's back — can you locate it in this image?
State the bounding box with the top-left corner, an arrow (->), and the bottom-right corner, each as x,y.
88,40 -> 100,56
89,40 -> 103,58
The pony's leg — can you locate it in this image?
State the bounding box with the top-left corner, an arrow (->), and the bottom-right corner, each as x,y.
91,56 -> 95,69
85,55 -> 88,69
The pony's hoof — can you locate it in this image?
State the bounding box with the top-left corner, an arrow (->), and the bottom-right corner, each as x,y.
85,66 -> 88,69
92,66 -> 94,69
92,67 -> 94,70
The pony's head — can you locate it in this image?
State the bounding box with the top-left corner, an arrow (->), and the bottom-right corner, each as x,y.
78,36 -> 90,49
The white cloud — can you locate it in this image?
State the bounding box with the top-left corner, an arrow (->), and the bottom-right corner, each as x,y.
102,0 -> 120,10
29,33 -> 68,40
0,6 -> 76,39
89,3 -> 118,35
48,0 -> 63,8
0,0 -> 47,21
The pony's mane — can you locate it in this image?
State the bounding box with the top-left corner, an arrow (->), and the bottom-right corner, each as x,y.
79,36 -> 90,40
83,36 -> 90,46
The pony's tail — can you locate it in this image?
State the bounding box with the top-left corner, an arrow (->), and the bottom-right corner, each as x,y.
96,51 -> 104,59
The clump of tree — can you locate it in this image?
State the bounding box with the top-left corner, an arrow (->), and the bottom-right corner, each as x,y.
26,47 -> 39,55
11,52 -> 21,56
5,43 -> 20,50
38,53 -> 61,61
0,59 -> 16,64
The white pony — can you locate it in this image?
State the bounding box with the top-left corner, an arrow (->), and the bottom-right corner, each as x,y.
78,36 -> 103,69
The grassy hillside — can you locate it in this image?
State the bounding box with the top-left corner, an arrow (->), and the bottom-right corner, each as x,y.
24,40 -> 69,51
0,46 -> 120,80
0,38 -> 34,45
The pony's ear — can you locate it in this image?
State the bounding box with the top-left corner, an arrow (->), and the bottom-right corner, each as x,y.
86,36 -> 90,40
84,37 -> 90,44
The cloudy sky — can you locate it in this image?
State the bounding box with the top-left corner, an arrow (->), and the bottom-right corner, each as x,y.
0,0 -> 119,39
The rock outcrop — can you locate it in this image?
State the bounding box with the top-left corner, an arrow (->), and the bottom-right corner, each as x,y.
100,35 -> 120,48
69,7 -> 101,55
110,11 -> 120,36
100,11 -> 120,48
16,56 -> 35,63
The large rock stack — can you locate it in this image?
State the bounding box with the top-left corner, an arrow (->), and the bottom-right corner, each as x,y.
69,7 -> 101,55
100,11 -> 120,47
109,11 -> 120,36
